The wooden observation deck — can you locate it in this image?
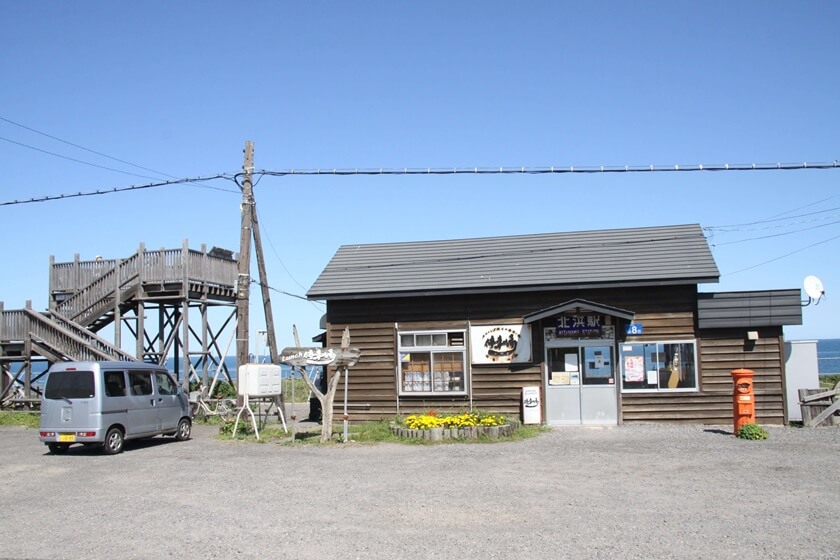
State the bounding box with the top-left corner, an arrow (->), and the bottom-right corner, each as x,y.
0,241 -> 239,405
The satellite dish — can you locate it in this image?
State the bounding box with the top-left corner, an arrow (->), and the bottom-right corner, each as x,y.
803,275 -> 825,304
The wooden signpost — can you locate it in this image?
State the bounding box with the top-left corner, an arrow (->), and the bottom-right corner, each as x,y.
280,327 -> 360,443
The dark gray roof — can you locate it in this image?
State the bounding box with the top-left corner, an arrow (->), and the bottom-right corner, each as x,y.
308,223 -> 720,300
697,290 -> 802,328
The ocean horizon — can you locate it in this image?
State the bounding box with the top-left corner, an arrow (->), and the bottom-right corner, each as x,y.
816,338 -> 840,375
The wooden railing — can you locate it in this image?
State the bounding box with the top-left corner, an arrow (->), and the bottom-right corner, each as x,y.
1,242 -> 237,364
0,306 -> 136,362
40,311 -> 137,361
55,254 -> 141,325
50,243 -> 237,297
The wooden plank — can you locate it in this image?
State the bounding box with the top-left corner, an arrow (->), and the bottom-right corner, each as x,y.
808,399 -> 840,427
801,388 -> 840,402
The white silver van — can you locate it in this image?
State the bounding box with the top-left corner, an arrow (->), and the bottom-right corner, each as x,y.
39,361 -> 192,455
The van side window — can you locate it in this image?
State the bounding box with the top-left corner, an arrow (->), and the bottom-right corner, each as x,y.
129,372 -> 153,396
155,372 -> 178,396
104,371 -> 127,397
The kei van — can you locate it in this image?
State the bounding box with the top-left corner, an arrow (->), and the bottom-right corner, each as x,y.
39,361 -> 192,455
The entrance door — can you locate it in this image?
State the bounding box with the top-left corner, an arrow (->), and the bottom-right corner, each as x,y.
545,342 -> 617,425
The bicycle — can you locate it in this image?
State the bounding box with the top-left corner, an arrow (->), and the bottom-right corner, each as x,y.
189,387 -> 237,421
0,382 -> 34,410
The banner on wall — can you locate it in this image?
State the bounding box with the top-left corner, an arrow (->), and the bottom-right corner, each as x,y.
470,324 -> 532,364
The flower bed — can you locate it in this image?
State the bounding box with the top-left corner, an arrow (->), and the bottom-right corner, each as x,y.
390,411 -> 518,440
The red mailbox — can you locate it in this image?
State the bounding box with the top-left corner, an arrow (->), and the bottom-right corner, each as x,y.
731,368 -> 756,434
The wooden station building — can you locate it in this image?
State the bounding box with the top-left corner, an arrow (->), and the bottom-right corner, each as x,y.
307,223 -> 803,425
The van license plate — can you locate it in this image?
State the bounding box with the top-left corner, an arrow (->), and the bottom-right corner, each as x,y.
58,433 -> 75,442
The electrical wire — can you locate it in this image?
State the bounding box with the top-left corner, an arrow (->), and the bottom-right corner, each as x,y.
254,160 -> 840,178
0,174 -> 238,206
0,116 -> 179,179
0,135 -> 162,181
250,279 -> 323,306
706,206 -> 840,231
7,158 -> 840,207
254,206 -> 309,292
709,219 -> 840,246
725,231 -> 840,276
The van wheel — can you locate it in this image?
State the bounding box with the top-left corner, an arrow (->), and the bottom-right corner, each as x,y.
175,418 -> 192,441
103,428 -> 124,455
48,443 -> 70,455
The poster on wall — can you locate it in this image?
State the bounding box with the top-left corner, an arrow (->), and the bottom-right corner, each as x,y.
470,324 -> 532,364
623,355 -> 645,382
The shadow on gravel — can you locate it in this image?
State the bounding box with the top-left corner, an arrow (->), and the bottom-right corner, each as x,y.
703,428 -> 733,436
42,436 -> 184,456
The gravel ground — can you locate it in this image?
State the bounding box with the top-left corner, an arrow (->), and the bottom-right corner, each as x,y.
1,415 -> 838,560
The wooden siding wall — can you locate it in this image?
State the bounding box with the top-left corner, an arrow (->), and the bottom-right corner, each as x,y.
700,328 -> 785,424
325,285 -> 703,422
323,285 -> 787,424
621,327 -> 786,424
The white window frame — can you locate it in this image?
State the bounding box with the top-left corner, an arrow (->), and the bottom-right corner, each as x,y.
619,339 -> 699,393
397,329 -> 468,396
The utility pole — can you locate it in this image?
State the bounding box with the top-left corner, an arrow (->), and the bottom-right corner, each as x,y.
235,141 -> 254,395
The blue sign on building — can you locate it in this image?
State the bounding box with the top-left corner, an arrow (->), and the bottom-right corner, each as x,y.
625,323 -> 643,335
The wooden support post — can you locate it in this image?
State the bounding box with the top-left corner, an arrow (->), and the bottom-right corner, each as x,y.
250,178 -> 286,413
114,258 -> 122,349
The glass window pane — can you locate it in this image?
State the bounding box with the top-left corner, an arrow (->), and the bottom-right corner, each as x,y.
129,372 -> 153,396
155,372 -> 178,395
401,352 -> 431,392
45,371 -> 95,399
104,371 -> 126,397
621,342 -> 697,392
400,334 -> 414,347
433,351 -> 464,392
659,343 -> 697,390
432,333 -> 447,346
583,346 -> 613,386
416,334 -> 432,347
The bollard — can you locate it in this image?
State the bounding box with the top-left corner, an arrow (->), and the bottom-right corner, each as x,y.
731,368 -> 756,434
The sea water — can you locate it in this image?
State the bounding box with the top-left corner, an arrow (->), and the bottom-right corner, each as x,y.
817,339 -> 840,375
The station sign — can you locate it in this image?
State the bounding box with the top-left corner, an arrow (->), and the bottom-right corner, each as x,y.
280,347 -> 360,368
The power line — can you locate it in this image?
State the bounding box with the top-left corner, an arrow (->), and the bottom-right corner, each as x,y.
253,160 -> 840,178
0,174 -> 237,206
0,135 -> 161,181
0,116 -> 178,179
709,218 -> 840,246
706,206 -> 840,232
8,157 -> 840,207
725,231 -> 840,276
250,279 -> 323,306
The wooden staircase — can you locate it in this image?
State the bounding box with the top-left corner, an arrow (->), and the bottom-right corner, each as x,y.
1,242 -> 238,366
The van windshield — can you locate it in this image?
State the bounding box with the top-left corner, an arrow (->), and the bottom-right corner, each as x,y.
45,370 -> 95,399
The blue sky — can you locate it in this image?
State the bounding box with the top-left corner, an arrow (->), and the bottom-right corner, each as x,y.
2,1 -> 839,350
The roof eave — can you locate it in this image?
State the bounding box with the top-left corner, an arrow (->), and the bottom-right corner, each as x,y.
308,275 -> 720,302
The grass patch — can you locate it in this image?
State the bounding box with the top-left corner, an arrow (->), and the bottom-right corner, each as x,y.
0,411 -> 40,428
820,374 -> 840,389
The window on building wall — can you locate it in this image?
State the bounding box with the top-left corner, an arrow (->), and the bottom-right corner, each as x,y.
398,331 -> 467,395
620,341 -> 698,392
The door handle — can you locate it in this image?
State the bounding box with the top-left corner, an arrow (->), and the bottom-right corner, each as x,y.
150,399 -> 156,406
